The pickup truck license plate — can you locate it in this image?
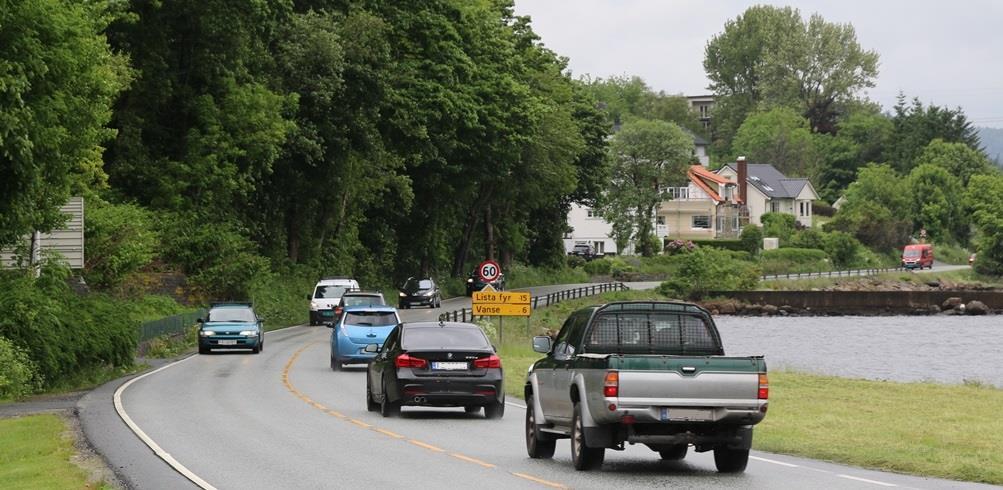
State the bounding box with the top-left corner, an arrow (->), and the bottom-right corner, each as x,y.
431,361 -> 467,370
661,408 -> 712,422
218,340 -> 237,346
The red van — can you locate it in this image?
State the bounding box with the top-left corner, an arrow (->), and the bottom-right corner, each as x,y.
902,243 -> 934,269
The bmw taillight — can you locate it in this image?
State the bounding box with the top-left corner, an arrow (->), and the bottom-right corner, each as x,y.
395,353 -> 428,369
473,354 -> 502,369
603,371 -> 619,397
758,373 -> 769,400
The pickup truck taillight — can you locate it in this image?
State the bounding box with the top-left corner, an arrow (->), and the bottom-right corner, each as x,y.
603,371 -> 619,397
758,373 -> 769,399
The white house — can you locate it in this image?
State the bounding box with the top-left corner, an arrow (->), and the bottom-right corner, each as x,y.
716,160 -> 819,228
563,203 -> 621,255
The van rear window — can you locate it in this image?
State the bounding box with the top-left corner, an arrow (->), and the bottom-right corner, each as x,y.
584,312 -> 722,355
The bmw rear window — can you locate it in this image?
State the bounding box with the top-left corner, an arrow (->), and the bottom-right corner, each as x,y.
402,327 -> 490,350
344,312 -> 398,326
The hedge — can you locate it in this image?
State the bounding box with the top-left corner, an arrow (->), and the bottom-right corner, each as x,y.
689,239 -> 747,251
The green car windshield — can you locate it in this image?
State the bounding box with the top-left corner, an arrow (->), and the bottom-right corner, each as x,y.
207,308 -> 256,323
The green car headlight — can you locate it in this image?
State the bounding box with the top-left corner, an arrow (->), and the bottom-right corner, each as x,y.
240,330 -> 259,337
199,330 -> 215,337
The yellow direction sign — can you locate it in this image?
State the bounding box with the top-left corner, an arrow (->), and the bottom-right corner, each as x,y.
473,303 -> 530,316
472,291 -> 530,305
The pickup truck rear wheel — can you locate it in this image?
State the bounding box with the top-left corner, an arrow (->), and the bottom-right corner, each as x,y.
658,444 -> 688,461
525,394 -> 555,459
713,447 -> 749,473
571,402 -> 605,470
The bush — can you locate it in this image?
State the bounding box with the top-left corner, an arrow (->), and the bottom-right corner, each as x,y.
812,200 -> 836,217
83,203 -> 158,289
158,215 -> 271,300
739,225 -> 763,255
759,247 -> 829,275
0,336 -> 43,400
788,229 -> 826,250
658,247 -> 760,299
761,212 -> 797,243
566,255 -> 586,269
583,258 -> 613,276
0,262 -> 143,389
663,239 -> 697,255
689,239 -> 747,251
822,231 -> 862,268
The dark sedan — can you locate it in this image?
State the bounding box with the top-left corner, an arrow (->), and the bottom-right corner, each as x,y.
366,322 -> 504,419
465,270 -> 505,296
398,277 -> 441,309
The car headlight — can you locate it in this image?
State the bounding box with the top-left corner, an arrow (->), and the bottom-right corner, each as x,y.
199,330 -> 215,337
423,290 -> 435,296
310,301 -> 321,310
240,330 -> 259,337
399,292 -> 406,297
466,278 -> 473,283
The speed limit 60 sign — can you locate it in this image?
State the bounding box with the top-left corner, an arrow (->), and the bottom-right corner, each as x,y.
477,260 -> 501,283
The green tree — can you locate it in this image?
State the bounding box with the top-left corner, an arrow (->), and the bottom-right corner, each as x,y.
906,164 -> 966,243
704,5 -> 878,151
739,224 -> 763,256
814,110 -> 893,201
965,174 -> 1003,275
887,96 -> 983,174
731,107 -> 817,177
914,138 -> 993,186
658,247 -> 760,299
0,0 -> 129,246
600,119 -> 693,256
760,212 -> 797,244
826,164 -> 913,249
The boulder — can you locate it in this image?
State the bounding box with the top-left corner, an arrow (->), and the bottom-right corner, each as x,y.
941,297 -> 964,311
965,300 -> 989,315
719,301 -> 738,314
742,304 -> 762,315
761,304 -> 779,315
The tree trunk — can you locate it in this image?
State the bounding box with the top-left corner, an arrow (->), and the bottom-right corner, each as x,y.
286,205 -> 301,263
452,206 -> 481,277
485,204 -> 495,261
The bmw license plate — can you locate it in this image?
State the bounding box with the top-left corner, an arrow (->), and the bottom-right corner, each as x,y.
431,361 -> 467,371
218,340 -> 237,346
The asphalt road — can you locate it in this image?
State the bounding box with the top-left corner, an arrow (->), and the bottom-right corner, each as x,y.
92,282 -> 998,489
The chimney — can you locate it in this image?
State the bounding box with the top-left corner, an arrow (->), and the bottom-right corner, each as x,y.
737,156 -> 748,205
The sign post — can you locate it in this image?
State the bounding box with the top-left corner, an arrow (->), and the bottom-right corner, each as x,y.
471,261 -> 530,344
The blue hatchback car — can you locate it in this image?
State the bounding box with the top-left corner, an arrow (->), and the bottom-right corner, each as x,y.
329,305 -> 401,370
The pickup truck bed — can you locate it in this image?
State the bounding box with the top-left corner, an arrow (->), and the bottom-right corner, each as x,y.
525,301 -> 768,472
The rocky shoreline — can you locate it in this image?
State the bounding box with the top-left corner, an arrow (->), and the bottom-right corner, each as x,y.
699,297 -> 994,316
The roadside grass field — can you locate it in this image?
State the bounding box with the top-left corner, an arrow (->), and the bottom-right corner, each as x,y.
0,414 -> 107,489
494,289 -> 1003,485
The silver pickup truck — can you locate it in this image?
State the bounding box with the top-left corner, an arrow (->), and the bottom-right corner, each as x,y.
524,301 -> 768,472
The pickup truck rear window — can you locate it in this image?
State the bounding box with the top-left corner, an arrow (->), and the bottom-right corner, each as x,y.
584,312 -> 722,355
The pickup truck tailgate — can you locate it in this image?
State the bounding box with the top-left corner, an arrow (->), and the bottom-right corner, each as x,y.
611,355 -> 764,406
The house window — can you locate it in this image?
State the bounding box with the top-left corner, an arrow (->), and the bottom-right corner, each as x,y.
593,241 -> 604,253
770,201 -> 779,213
586,208 -> 597,218
656,216 -> 665,225
692,215 -> 711,229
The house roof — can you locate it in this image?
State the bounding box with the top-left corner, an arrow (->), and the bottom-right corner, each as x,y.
681,128 -> 709,146
687,165 -> 735,203
719,163 -> 815,199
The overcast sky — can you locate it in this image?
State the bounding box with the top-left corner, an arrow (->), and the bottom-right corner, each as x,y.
513,0 -> 1003,128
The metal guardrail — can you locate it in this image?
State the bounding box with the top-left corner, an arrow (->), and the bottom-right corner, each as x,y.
760,266 -> 907,281
437,282 -> 628,322
138,309 -> 206,343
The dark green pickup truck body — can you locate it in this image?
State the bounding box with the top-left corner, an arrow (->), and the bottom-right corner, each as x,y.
524,301 -> 768,472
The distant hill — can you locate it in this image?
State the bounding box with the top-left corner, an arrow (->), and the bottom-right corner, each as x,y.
977,127 -> 1003,167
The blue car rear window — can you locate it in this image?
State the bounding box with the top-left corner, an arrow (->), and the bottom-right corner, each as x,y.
344,312 -> 398,326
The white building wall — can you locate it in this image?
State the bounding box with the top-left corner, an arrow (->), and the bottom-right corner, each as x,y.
564,203 -> 618,255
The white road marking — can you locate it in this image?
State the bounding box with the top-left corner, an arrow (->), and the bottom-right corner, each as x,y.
113,355 -> 216,490
113,325 -> 303,490
837,474 -> 898,487
506,401 -> 527,409
750,455 -> 800,468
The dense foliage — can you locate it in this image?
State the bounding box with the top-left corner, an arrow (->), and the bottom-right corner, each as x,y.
659,247 -> 760,298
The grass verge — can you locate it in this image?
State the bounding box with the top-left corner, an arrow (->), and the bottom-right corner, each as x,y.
494,288 -> 1003,485
0,414 -> 109,489
757,371 -> 1003,485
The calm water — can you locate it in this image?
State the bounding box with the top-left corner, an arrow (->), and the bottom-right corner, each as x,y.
714,315 -> 1003,387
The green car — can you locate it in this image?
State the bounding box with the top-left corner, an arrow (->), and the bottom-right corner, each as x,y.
197,303 -> 264,354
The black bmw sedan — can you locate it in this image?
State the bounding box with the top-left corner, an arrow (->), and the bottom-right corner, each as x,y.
366,322 -> 504,419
